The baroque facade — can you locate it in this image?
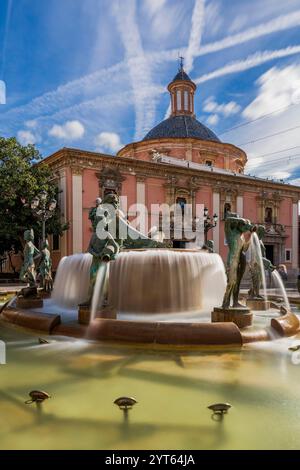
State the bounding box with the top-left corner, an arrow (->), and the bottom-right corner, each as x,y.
42,66 -> 300,276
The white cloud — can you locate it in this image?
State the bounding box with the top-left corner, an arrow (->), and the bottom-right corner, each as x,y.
204,96 -> 241,116
289,177 -> 300,186
243,65 -> 300,119
185,0 -> 205,72
112,0 -> 156,140
48,120 -> 85,140
206,114 -> 219,125
0,80 -> 6,104
95,132 -> 123,153
2,9 -> 300,137
195,45 -> 300,85
164,0 -> 205,119
204,1 -> 223,37
228,14 -> 248,34
144,0 -> 166,18
225,65 -> 300,180
17,130 -> 37,145
198,9 -> 300,57
25,119 -> 38,129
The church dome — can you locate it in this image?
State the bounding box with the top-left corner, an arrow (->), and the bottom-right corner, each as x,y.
143,115 -> 220,142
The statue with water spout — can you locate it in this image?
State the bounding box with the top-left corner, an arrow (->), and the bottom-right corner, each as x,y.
19,229 -> 40,287
85,194 -> 120,304
222,215 -> 254,309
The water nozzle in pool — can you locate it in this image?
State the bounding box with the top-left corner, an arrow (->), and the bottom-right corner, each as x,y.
114,396 -> 137,411
208,403 -> 232,417
38,338 -> 50,345
25,390 -> 51,405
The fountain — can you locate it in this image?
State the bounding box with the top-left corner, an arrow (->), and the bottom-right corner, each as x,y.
0,198 -> 299,347
1,202 -> 300,451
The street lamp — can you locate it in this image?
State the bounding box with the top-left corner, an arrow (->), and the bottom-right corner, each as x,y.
204,207 -> 218,243
25,191 -> 57,244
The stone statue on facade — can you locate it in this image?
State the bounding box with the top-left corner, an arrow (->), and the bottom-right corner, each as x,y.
19,229 -> 40,287
222,215 -> 254,309
248,224 -> 275,299
39,239 -> 53,292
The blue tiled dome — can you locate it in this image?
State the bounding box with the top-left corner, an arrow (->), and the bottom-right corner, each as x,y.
172,69 -> 192,82
143,115 -> 220,142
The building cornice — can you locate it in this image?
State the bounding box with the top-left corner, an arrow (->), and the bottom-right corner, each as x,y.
42,147 -> 300,200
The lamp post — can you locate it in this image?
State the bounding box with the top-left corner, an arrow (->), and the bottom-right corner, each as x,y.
204,207 -> 218,243
26,190 -> 57,244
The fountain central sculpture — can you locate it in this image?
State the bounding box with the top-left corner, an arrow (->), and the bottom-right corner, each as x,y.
212,214 -> 255,328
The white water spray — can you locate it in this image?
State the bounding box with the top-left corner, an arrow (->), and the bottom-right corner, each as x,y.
90,262 -> 109,323
52,253 -> 92,309
108,249 -> 226,314
249,232 -> 267,301
271,270 -> 290,310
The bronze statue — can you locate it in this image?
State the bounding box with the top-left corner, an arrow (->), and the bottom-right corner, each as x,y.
222,216 -> 254,309
248,225 -> 275,299
88,197 -> 102,230
19,229 -> 40,287
85,193 -> 165,305
85,194 -> 120,304
39,240 -> 53,292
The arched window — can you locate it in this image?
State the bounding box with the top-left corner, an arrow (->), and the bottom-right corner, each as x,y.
176,197 -> 187,216
224,203 -> 231,219
184,91 -> 189,111
265,207 -> 273,223
176,90 -> 181,110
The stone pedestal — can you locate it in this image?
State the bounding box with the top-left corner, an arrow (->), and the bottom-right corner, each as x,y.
16,296 -> 43,309
246,299 -> 271,311
212,307 -> 253,329
78,305 -> 117,325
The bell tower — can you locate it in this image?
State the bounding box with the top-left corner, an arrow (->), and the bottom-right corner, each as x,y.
167,58 -> 197,118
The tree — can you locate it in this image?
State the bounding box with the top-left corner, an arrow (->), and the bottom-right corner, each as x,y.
0,137 -> 68,271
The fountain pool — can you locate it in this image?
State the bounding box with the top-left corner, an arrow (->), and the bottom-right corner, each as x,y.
0,320 -> 300,450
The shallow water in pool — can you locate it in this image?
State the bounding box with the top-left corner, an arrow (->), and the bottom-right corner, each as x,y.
1,318 -> 300,450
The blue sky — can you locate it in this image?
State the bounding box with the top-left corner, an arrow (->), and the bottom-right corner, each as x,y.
1,0 -> 300,183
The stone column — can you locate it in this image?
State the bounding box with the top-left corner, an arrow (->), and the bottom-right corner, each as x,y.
72,170 -> 83,254
292,202 -> 299,270
213,192 -> 220,253
136,176 -> 147,234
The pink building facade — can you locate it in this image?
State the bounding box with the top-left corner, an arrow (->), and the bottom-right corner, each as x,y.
44,66 -> 300,276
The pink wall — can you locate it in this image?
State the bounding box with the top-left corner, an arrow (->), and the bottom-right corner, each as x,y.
243,191 -> 258,222
121,174 -> 136,214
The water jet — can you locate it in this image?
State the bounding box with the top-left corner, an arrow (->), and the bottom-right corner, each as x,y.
25,390 -> 51,405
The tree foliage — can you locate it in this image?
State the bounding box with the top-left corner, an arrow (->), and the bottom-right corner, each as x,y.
0,137 -> 68,260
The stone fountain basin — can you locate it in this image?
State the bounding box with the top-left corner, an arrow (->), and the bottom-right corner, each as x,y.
1,296 -> 299,347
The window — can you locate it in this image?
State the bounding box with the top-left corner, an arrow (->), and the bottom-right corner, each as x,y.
224,203 -> 231,219
176,197 -> 186,216
205,160 -> 212,167
52,234 -> 60,251
184,91 -> 189,111
177,90 -> 181,110
285,249 -> 292,262
265,207 -> 273,223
